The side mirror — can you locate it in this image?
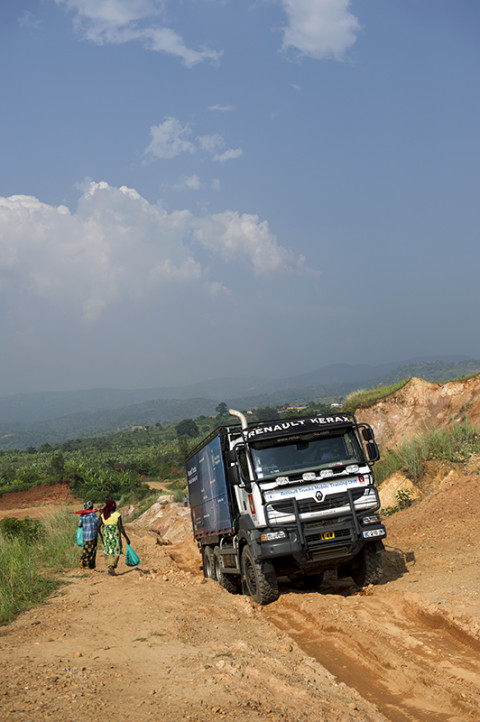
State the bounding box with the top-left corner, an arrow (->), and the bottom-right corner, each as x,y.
228,464 -> 242,486
366,440 -> 380,463
362,427 -> 374,442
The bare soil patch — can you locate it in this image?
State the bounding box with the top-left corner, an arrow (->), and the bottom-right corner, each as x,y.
358,374 -> 480,448
0,483 -> 81,520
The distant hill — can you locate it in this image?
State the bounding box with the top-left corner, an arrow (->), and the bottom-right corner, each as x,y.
0,358 -> 479,449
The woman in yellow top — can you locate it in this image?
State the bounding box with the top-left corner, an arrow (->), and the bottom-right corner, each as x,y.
97,500 -> 130,576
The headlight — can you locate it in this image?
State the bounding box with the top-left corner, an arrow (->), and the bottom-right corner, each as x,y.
261,530 -> 287,542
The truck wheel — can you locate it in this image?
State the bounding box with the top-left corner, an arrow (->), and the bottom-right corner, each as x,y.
241,546 -> 279,605
351,543 -> 383,587
214,547 -> 242,594
202,546 -> 214,579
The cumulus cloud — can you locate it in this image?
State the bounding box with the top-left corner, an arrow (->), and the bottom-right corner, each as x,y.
193,210 -> 299,276
0,182 -> 307,323
144,118 -> 196,160
281,0 -> 361,60
145,117 -> 243,163
54,0 -> 221,66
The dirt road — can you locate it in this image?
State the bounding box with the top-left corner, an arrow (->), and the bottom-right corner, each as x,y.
1,472 -> 479,721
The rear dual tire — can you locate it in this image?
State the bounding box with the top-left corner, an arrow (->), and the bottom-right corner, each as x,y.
213,547 -> 242,594
202,546 -> 214,579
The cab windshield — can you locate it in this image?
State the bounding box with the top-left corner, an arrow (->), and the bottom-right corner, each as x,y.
249,430 -> 364,480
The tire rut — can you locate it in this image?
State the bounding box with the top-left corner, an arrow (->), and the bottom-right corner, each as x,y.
261,588 -> 480,722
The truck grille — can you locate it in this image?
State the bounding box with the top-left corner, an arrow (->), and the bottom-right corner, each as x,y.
269,488 -> 366,516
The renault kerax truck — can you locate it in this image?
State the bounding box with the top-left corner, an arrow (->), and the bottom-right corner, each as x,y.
185,410 -> 386,604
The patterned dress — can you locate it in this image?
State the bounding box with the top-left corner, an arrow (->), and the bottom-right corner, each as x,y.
101,511 -> 123,568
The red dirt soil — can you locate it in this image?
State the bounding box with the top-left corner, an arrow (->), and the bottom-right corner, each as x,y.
0,483 -> 82,520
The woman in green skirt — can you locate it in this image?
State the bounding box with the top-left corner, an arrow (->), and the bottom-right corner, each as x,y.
97,500 -> 130,575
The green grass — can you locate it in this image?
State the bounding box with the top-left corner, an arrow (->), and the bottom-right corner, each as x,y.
125,491 -> 159,522
343,380 -> 410,413
0,508 -> 78,624
375,419 -> 480,485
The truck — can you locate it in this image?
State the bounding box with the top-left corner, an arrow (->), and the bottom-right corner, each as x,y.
185,409 -> 386,605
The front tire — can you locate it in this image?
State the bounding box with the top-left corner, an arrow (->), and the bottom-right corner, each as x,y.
241,546 -> 279,605
351,543 -> 383,587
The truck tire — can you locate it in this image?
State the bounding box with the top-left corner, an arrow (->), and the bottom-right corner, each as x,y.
202,546 -> 214,579
241,546 -> 279,605
351,543 -> 383,587
214,547 -> 242,594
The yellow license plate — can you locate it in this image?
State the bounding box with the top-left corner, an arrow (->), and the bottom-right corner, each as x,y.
320,531 -> 335,540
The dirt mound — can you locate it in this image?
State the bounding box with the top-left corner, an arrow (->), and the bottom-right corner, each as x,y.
130,500 -> 193,542
358,374 -> 480,448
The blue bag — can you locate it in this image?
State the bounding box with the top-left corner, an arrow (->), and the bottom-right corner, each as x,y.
75,527 -> 84,547
125,544 -> 140,566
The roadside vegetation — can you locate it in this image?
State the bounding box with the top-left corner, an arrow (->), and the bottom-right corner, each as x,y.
0,402 -> 338,504
0,510 -> 78,625
375,419 -> 480,485
342,380 -> 410,413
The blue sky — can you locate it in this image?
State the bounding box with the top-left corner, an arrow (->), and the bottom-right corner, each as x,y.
1,0 -> 479,395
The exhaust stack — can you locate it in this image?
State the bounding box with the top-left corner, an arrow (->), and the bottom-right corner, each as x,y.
229,408 -> 248,431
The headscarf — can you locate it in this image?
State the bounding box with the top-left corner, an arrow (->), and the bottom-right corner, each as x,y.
83,500 -> 94,510
102,499 -> 117,520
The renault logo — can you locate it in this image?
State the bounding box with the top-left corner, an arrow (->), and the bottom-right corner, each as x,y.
315,491 -> 324,502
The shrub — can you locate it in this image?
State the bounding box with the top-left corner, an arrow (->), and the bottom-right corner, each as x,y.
0,517 -> 43,544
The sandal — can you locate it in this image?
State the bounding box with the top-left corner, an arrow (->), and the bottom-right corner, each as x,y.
107,566 -> 117,576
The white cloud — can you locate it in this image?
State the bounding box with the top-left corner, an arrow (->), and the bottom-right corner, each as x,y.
193,210 -> 297,276
145,118 -> 196,159
173,175 -> 202,191
54,0 -> 221,67
56,0 -> 162,26
145,117 -> 243,163
0,182 -> 308,324
213,148 -> 243,163
281,0 -> 361,60
197,134 -> 225,154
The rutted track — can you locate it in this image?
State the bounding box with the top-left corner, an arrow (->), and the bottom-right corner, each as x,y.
261,585 -> 480,721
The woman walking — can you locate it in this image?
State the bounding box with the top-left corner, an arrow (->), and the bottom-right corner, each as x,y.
78,500 -> 98,569
97,499 -> 130,575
